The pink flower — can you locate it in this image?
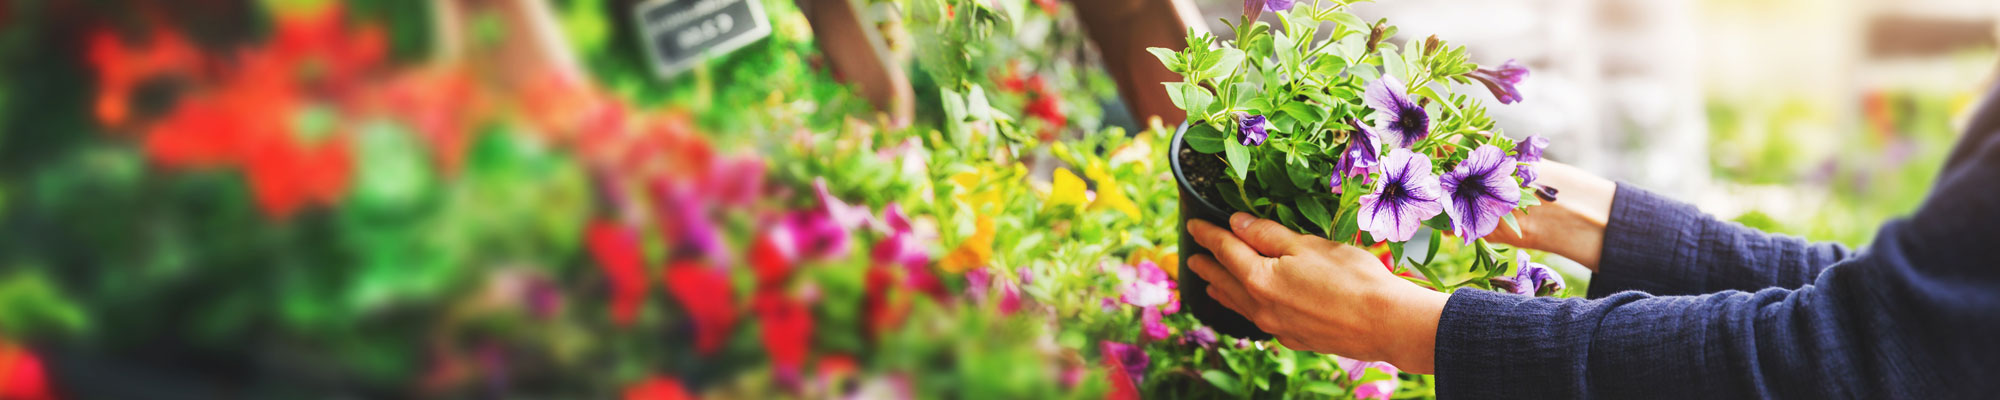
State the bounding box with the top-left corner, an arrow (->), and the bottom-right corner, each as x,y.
1141,307 -> 1170,341
1118,261 -> 1175,308
1335,356 -> 1401,381
1355,379 -> 1398,400
996,277 -> 1021,315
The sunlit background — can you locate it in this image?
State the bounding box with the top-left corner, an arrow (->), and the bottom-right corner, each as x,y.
0,0 -> 1993,398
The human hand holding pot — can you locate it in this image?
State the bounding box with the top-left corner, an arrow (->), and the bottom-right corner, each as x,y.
1187,212 -> 1449,374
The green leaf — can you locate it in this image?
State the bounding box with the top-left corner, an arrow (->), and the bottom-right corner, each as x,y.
965,84 -> 990,121
1502,212 -> 1524,238
1163,82 -> 1215,117
1147,47 -> 1183,72
1332,204 -> 1359,242
1217,181 -> 1252,213
1224,138 -> 1252,180
1231,82 -> 1260,109
1202,370 -> 1246,396
1424,227 -> 1444,264
1387,240 -> 1405,265
1284,156 -> 1323,191
1327,11 -> 1368,33
1382,47 -> 1408,83
1185,123 -> 1227,154
1205,48 -> 1247,83
1296,198 -> 1332,234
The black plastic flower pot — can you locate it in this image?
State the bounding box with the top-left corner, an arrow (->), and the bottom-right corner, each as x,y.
1170,122 -> 1274,340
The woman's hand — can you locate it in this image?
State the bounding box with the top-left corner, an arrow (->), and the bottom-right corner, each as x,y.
1187,213 -> 1449,374
1482,160 -> 1616,271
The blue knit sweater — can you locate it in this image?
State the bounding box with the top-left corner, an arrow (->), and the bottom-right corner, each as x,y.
1432,84 -> 2000,399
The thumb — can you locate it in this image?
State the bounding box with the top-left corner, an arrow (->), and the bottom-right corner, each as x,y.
1230,213 -> 1306,257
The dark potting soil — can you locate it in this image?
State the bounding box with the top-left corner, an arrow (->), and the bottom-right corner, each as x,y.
1178,140 -> 1230,212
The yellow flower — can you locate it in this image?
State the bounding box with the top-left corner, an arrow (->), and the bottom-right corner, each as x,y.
1085,166 -> 1142,218
939,216 -> 995,274
1044,167 -> 1089,213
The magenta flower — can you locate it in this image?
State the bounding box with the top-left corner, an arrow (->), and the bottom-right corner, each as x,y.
1440,145 -> 1521,244
997,276 -> 1022,315
1118,261 -> 1175,308
1363,77 -> 1431,148
786,210 -> 852,261
1512,135 -> 1550,186
1355,379 -> 1398,400
871,204 -> 930,270
1236,113 -> 1271,146
651,179 -> 725,258
1356,149 -> 1445,242
1467,59 -> 1529,104
1332,121 -> 1383,194
1100,341 -> 1150,385
1494,251 -> 1567,296
1141,307 -> 1170,341
814,178 -> 873,230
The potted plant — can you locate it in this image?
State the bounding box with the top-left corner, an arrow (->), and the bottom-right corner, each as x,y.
1158,0 -> 1556,338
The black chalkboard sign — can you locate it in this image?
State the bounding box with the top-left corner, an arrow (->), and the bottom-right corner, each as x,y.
632,0 -> 773,78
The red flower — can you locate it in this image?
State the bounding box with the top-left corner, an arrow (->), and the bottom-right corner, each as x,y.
244,133 -> 353,220
753,292 -> 815,380
0,340 -> 53,400
87,27 -> 199,127
623,376 -> 694,400
1101,354 -> 1140,400
588,221 -> 650,327
748,225 -> 798,290
1023,76 -> 1066,141
861,265 -> 911,339
665,261 -> 739,356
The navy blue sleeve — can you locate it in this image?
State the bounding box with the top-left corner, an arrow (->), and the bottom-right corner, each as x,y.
1587,184 -> 1853,298
1431,99 -> 2000,398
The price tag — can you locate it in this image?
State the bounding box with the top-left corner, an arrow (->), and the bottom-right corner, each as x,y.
632,0 -> 773,78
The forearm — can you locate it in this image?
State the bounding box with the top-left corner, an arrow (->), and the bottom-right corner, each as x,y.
1491,160 -> 1615,270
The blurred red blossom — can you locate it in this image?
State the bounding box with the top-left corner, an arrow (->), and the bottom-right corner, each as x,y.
588,221 -> 651,328
0,340 -> 52,400
754,292 -> 816,386
665,261 -> 739,356
623,376 -> 694,400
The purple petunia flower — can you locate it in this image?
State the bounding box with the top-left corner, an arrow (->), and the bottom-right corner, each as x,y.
1264,0 -> 1296,12
1236,113 -> 1271,147
1356,148 -> 1446,242
1141,307 -> 1171,341
1182,326 -> 1219,349
1332,122 -> 1384,194
1440,145 -> 1522,244
1512,135 -> 1550,186
1467,59 -> 1530,104
1363,77 -> 1431,148
1101,341 -> 1150,384
1494,251 -> 1566,296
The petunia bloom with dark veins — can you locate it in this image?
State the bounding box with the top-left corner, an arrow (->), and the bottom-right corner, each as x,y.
1236,112 -> 1271,146
1492,251 -> 1566,296
1467,59 -> 1529,104
1512,134 -> 1550,186
1356,148 -> 1445,242
1440,145 -> 1522,244
1331,121 -> 1384,194
1362,77 -> 1431,148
